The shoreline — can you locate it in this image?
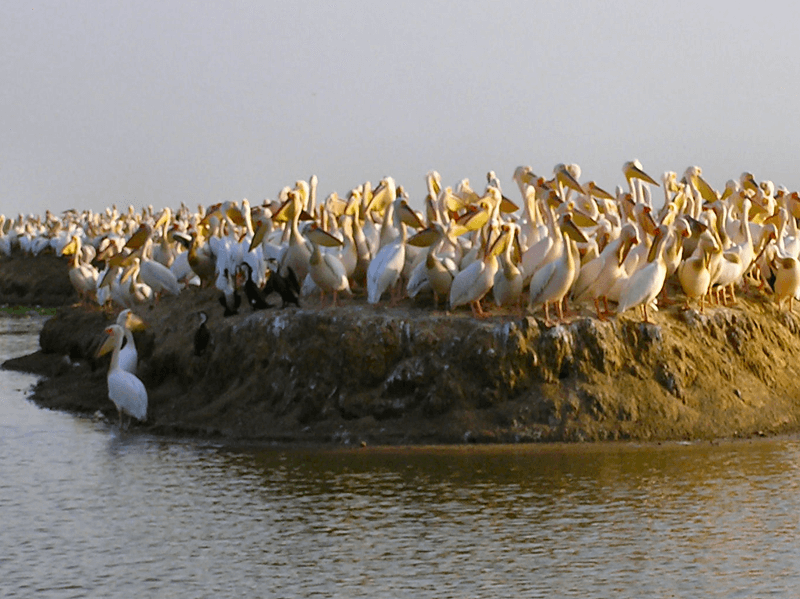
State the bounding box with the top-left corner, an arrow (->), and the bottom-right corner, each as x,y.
4,253 -> 800,445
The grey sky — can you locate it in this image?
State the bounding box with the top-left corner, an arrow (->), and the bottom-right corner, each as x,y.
2,0 -> 799,216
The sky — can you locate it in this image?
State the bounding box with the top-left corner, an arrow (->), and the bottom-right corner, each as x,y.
2,0 -> 800,217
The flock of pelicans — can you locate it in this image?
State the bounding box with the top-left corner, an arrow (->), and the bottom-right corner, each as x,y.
7,161 -> 800,426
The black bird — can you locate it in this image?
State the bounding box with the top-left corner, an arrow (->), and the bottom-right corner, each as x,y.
194,311 -> 211,356
765,259 -> 778,293
240,263 -> 271,311
218,268 -> 242,316
263,265 -> 300,308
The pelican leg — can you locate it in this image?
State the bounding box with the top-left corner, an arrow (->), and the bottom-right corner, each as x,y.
556,298 -> 565,323
594,297 -> 605,321
659,286 -> 674,306
642,303 -> 650,323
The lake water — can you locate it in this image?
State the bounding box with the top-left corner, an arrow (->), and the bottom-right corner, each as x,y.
1,315 -> 800,598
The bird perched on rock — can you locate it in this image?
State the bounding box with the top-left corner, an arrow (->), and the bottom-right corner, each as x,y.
263,261 -> 300,308
239,262 -> 271,311
194,311 -> 211,356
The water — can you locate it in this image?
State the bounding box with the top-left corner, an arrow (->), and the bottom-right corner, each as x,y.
1,315 -> 800,598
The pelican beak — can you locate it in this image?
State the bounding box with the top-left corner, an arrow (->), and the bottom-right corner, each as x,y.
546,191 -> 563,210
95,328 -> 116,358
369,180 -> 394,213
561,216 -> 589,244
693,174 -> 719,203
556,167 -> 585,195
126,312 -> 147,331
742,174 -> 759,194
60,237 -> 78,256
271,197 -> 294,223
398,200 -> 425,229
499,195 -> 519,213
443,188 -> 467,213
226,205 -> 246,226
124,224 -> 151,250
305,225 -> 343,247
587,181 -> 615,200
249,222 -> 269,251
625,163 -> 659,186
407,226 -> 440,248
572,209 -> 598,228
456,206 -> 490,232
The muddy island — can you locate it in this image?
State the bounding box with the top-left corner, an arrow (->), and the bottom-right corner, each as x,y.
3,252 -> 800,445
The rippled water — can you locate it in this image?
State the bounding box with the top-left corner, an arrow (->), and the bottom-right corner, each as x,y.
2,316 -> 800,598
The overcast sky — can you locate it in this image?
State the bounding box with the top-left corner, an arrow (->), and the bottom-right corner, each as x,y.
2,0 -> 799,217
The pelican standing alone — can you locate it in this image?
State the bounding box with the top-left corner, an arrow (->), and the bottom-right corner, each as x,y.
96,324 -> 148,428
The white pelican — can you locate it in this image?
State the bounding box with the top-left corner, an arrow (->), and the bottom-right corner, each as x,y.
448,227 -> 500,317
277,190 -> 312,283
772,255 -> 800,311
115,309 -> 147,374
124,225 -> 182,298
529,214 -> 585,325
96,324 -> 148,428
367,183 -> 421,305
493,223 -> 524,312
61,233 -> 99,304
616,225 -> 669,323
574,224 -> 639,319
307,224 -> 351,306
678,233 -> 716,313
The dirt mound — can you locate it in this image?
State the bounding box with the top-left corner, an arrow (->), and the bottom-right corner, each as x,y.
7,272 -> 800,444
0,252 -> 77,306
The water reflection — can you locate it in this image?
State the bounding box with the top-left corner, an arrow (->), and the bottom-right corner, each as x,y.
1,315 -> 799,598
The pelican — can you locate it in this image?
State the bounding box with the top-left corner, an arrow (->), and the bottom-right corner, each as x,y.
367,182 -> 418,304
493,223 -> 524,312
448,226 -> 501,317
616,225 -> 669,323
124,225 -> 182,298
406,222 -> 460,308
115,309 -> 147,374
529,214 -> 585,325
307,224 -> 351,306
574,224 -> 639,319
677,233 -> 716,313
61,233 -> 99,303
277,190 -> 312,283
96,324 -> 148,428
772,255 -> 800,311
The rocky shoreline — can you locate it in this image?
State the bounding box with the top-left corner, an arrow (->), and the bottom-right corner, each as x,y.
4,252 -> 800,445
